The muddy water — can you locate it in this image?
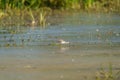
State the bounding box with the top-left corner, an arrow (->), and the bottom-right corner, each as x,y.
0,13 -> 120,80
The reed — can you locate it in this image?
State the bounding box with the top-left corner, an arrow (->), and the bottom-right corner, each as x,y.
29,9 -> 35,26
0,0 -> 119,10
39,9 -> 46,27
0,10 -> 5,18
0,0 -> 119,27
83,0 -> 95,9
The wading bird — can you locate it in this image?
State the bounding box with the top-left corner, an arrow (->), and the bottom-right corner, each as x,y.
58,39 -> 69,44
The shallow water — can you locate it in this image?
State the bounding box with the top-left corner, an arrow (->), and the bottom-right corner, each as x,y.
0,12 -> 120,80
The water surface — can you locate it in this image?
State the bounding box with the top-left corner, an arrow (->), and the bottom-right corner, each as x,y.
0,12 -> 120,80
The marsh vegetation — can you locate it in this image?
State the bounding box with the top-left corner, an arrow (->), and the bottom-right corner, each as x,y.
0,0 -> 120,27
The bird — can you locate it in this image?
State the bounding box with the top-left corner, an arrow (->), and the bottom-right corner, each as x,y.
58,39 -> 69,44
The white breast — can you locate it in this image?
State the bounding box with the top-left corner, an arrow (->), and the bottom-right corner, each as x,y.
58,39 -> 69,44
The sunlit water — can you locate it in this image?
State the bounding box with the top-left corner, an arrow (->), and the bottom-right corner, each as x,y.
0,13 -> 120,80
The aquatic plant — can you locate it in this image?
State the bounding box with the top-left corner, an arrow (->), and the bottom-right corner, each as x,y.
60,0 -> 80,9
39,9 -> 47,27
0,10 -> 6,18
95,64 -> 120,80
0,0 -> 119,10
4,43 -> 10,47
0,0 -> 119,28
12,43 -> 17,47
21,38 -> 24,46
83,0 -> 95,9
29,9 -> 35,26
